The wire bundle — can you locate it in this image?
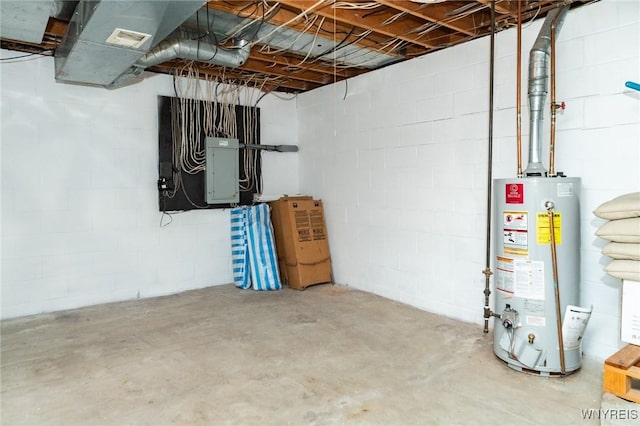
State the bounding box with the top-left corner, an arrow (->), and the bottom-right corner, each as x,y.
164,62 -> 265,208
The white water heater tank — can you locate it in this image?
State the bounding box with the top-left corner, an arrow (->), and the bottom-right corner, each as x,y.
493,177 -> 582,375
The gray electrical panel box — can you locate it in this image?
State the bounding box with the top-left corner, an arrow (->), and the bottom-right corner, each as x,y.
205,137 -> 239,204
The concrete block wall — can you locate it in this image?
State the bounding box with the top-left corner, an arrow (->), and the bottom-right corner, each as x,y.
0,52 -> 298,319
297,0 -> 639,361
1,1 -> 637,363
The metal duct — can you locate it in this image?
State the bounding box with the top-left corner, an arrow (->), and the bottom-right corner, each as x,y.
50,0 -> 79,20
137,29 -> 250,68
182,8 -> 396,69
55,0 -> 206,87
107,29 -> 250,89
524,5 -> 569,176
0,0 -> 53,44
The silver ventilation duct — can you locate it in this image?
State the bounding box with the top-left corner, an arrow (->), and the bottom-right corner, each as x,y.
107,29 -> 250,89
524,4 -> 569,176
50,0 -> 79,20
55,0 -> 206,87
137,30 -> 250,69
0,0 -> 79,44
0,0 -> 53,44
182,8 -> 396,69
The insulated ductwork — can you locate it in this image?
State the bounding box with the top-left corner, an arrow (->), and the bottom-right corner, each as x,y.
525,5 -> 569,176
108,29 -> 250,89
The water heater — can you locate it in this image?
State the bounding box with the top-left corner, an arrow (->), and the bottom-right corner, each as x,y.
493,177 -> 581,375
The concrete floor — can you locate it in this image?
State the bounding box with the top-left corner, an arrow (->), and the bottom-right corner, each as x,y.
2,284 -> 607,425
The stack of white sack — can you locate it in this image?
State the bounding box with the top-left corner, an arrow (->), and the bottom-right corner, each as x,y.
594,192 -> 640,281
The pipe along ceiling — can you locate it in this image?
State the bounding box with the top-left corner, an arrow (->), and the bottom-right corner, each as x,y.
0,0 -> 597,93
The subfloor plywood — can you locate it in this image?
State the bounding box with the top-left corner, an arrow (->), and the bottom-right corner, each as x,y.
1,284 -> 605,425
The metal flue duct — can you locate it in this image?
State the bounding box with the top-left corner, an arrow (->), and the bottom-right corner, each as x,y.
524,4 -> 569,176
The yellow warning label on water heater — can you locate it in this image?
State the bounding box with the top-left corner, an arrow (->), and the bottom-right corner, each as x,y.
536,212 -> 562,245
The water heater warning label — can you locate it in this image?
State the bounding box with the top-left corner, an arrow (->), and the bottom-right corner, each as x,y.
506,183 -> 524,204
496,256 -> 515,293
504,212 -> 528,230
536,212 -> 562,245
514,260 -> 545,300
524,299 -> 546,327
503,230 -> 528,248
495,257 -> 545,300
503,211 -> 528,255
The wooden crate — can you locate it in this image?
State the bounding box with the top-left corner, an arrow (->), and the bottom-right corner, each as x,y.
603,344 -> 640,404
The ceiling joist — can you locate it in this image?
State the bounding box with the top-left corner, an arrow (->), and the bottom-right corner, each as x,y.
1,0 -> 597,93
206,1 -> 424,58
375,0 -> 481,37
476,0 -> 515,15
277,0 -> 453,49
152,60 -> 320,92
249,49 -> 364,79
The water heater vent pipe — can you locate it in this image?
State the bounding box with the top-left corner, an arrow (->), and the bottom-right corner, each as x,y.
524,4 -> 569,176
549,14 -> 567,178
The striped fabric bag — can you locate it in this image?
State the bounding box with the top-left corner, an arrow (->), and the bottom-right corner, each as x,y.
246,203 -> 282,291
230,204 -> 281,291
230,207 -> 251,289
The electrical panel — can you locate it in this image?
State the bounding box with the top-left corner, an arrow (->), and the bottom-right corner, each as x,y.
205,137 -> 239,204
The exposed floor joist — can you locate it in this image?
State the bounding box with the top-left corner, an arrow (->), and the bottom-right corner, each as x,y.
277,0 -> 454,49
375,0 -> 482,37
1,0 -> 598,93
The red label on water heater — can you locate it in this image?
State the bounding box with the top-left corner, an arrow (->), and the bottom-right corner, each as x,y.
506,183 -> 524,204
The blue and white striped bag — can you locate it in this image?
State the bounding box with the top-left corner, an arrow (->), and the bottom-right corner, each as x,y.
230,207 -> 251,289
246,203 -> 282,291
230,204 -> 281,291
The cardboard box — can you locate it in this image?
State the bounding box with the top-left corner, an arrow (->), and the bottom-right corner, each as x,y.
621,279 -> 640,345
269,196 -> 332,290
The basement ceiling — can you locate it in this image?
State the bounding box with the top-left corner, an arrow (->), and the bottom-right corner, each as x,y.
1,0 -> 596,93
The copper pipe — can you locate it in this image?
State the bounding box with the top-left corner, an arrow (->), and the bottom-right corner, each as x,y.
546,204 -> 566,374
549,21 -> 557,177
516,0 -> 523,177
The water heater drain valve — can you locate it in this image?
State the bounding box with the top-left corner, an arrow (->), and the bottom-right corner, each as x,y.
501,305 -> 520,329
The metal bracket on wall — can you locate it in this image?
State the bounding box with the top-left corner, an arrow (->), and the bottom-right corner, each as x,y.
241,144 -> 298,152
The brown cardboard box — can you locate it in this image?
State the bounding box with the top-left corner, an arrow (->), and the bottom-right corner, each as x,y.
269,196 -> 333,290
